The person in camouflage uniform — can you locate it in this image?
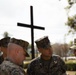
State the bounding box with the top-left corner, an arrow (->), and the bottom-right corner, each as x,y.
27,36 -> 67,75
0,37 -> 10,64
0,40 -> 4,64
0,37 -> 10,62
70,38 -> 76,56
0,38 -> 29,75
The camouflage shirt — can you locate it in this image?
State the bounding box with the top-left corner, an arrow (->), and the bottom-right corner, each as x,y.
0,58 -> 26,75
27,55 -> 67,75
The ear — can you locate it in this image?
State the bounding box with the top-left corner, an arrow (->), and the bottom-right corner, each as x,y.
15,49 -> 19,55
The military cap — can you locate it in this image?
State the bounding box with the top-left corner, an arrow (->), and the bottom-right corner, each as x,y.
35,36 -> 51,49
9,38 -> 29,57
1,37 -> 10,47
70,45 -> 76,50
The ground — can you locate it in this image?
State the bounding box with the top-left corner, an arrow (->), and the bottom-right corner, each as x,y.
67,71 -> 76,75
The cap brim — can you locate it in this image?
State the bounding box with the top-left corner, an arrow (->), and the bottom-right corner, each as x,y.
26,51 -> 29,57
70,45 -> 76,50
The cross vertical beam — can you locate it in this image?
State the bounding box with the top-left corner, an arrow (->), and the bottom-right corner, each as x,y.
30,6 -> 34,59
17,6 -> 45,59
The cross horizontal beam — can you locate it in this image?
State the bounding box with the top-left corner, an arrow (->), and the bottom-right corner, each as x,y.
17,6 -> 45,59
17,23 -> 45,30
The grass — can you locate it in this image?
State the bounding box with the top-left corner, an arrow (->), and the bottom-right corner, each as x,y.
65,60 -> 76,64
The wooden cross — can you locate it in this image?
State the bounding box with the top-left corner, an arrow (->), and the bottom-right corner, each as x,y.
17,6 -> 45,59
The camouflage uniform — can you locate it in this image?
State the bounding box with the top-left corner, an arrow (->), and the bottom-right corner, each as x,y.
0,58 -> 26,75
0,40 -> 4,64
0,37 -> 10,64
27,55 -> 66,75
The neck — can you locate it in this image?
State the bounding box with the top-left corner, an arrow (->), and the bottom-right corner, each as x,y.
7,56 -> 18,65
41,55 -> 51,60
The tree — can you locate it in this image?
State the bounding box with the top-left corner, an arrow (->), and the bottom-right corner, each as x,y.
52,43 -> 69,57
65,0 -> 76,34
60,0 -> 76,34
66,15 -> 76,34
52,43 -> 62,56
3,31 -> 9,38
59,0 -> 76,6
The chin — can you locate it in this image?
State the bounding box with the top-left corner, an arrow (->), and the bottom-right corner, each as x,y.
46,55 -> 51,57
48,55 -> 51,57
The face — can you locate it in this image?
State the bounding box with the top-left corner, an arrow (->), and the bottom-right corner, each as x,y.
16,46 -> 26,65
39,47 -> 53,59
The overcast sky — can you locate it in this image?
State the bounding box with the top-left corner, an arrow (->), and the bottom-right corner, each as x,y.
0,0 -> 76,44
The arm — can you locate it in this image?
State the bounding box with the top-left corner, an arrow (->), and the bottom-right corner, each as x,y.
58,57 -> 67,75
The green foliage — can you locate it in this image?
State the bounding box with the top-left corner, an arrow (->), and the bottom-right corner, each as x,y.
59,0 -> 76,34
66,15 -> 76,34
65,60 -> 76,71
68,0 -> 75,5
66,63 -> 76,71
59,0 -> 76,6
67,17 -> 74,27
